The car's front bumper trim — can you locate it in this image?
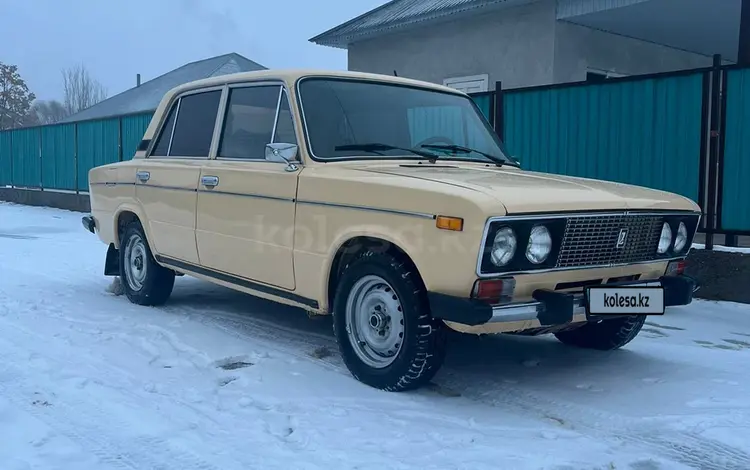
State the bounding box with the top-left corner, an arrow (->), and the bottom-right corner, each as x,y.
429,276 -> 697,327
486,285 -> 658,324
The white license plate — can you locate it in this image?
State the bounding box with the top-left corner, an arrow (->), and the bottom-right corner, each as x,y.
587,286 -> 665,315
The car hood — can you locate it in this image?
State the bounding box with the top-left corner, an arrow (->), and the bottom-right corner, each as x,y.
354,164 -> 698,214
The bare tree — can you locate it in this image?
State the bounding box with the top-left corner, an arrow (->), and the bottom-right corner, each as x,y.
62,64 -> 108,115
31,99 -> 69,124
0,62 -> 36,130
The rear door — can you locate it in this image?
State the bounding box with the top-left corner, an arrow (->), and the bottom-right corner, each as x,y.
136,87 -> 223,264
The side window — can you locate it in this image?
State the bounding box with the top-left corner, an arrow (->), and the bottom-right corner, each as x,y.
219,85 -> 280,159
150,102 -> 178,156
168,90 -> 222,157
273,91 -> 297,145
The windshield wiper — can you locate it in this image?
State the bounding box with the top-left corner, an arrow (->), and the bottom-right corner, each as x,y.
335,143 -> 441,162
420,144 -> 518,167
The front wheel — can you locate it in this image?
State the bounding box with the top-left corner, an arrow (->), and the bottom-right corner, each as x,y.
332,251 -> 447,391
119,221 -> 175,306
554,315 -> 646,350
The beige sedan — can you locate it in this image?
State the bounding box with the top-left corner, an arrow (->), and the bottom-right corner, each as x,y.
82,69 -> 701,391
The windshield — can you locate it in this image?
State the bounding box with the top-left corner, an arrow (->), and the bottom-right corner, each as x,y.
296,77 -> 513,164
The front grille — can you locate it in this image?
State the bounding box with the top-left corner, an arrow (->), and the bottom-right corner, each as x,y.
555,214 -> 664,268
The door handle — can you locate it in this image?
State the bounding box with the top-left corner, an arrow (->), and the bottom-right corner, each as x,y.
136,171 -> 150,182
201,175 -> 219,188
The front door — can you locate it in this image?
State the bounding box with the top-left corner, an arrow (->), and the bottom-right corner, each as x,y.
195,83 -> 300,290
135,87 -> 223,264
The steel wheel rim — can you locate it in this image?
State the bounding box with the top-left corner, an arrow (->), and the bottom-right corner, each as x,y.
344,275 -> 405,369
124,234 -> 147,292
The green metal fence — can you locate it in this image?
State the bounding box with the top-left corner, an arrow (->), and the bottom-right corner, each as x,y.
1,69 -> 749,236
466,64 -> 750,237
721,67 -> 750,232
121,114 -> 154,164
0,132 -> 11,186
471,92 -> 492,121
76,119 -> 122,191
500,72 -> 704,203
11,127 -> 41,188
0,112 -> 153,192
40,124 -> 76,190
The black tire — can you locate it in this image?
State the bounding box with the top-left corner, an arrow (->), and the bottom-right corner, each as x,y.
332,250 -> 447,392
119,221 -> 175,306
554,315 -> 646,351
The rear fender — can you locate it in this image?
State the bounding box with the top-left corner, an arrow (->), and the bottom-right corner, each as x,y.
111,204 -> 183,276
113,204 -> 152,250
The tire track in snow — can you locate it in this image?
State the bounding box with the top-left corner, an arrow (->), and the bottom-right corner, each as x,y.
173,303 -> 750,470
448,374 -> 750,470
0,312 -> 284,470
4,276 -> 749,470
0,320 -> 233,470
0,362 -> 223,470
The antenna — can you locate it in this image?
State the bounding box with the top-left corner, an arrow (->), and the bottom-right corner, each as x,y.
393,70 -> 398,76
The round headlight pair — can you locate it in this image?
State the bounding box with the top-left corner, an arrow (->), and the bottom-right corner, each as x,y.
657,221 -> 689,254
490,225 -> 552,267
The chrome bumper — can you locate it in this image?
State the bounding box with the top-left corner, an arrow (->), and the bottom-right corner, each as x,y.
427,276 -> 697,327
487,281 -> 661,323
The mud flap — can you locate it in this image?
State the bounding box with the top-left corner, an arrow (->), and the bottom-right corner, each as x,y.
104,243 -> 120,276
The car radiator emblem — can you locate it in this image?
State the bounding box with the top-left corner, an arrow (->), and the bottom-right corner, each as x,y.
616,228 -> 629,249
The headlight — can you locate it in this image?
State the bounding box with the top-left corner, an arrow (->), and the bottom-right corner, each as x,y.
491,227 -> 517,266
657,222 -> 672,254
674,222 -> 688,252
526,225 -> 552,264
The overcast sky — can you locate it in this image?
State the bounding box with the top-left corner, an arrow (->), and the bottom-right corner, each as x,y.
0,0 -> 387,102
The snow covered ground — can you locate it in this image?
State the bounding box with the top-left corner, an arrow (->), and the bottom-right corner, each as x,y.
1,202 -> 750,470
691,243 -> 750,254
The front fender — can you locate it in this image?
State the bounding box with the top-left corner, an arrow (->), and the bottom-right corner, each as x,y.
317,221 -> 480,311
316,225 -> 422,312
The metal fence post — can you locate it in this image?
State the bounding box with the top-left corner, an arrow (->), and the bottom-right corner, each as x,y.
715,63 -> 738,248
38,127 -> 43,190
118,116 -> 123,162
74,123 -> 79,194
705,54 -> 723,250
698,72 -> 710,231
488,91 -> 496,129
9,131 -> 13,188
494,80 -> 504,141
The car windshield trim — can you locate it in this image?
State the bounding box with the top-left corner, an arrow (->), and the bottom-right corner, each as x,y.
294,76 -> 514,165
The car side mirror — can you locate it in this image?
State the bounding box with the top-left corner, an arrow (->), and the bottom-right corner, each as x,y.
265,143 -> 299,172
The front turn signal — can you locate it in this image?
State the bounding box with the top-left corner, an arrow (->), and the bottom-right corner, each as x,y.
436,215 -> 464,231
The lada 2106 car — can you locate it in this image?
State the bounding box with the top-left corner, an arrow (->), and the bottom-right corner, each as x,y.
82,69 -> 701,391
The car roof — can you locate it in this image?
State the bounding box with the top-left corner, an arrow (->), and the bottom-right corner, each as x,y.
138,69 -> 473,155
162,69 -> 467,101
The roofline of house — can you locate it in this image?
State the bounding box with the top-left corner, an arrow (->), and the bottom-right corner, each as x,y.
309,0 -> 515,48
61,52 -> 264,123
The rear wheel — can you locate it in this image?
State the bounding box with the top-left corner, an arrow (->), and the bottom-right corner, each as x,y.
554,315 -> 646,350
332,251 -> 447,391
119,221 -> 175,306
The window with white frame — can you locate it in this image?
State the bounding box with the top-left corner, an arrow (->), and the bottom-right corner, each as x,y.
442,74 -> 489,93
